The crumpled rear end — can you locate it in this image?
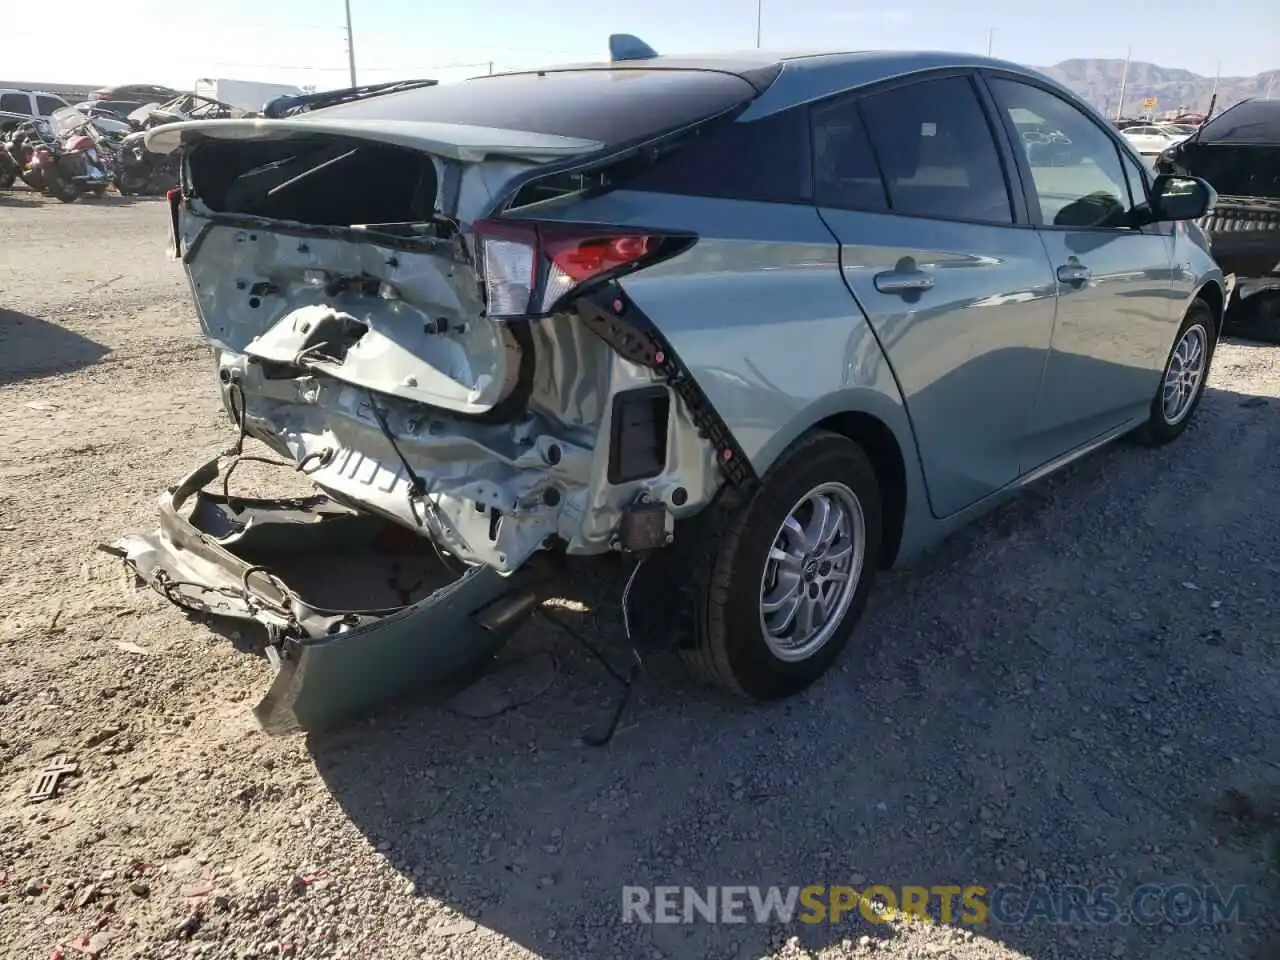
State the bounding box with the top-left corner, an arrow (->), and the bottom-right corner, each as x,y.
114,456 -> 555,733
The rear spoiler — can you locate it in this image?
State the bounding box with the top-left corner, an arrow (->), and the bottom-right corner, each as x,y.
143,117 -> 604,163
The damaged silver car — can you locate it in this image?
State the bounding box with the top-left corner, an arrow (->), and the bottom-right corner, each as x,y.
115,39 -> 1226,733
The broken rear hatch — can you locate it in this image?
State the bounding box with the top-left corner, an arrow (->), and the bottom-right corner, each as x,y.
115,66 -> 760,732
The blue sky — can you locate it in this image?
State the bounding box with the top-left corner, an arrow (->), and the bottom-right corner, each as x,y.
5,0 -> 1276,89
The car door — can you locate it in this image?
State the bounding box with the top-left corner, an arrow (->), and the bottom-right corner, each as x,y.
813,72 -> 1059,519
983,74 -> 1178,468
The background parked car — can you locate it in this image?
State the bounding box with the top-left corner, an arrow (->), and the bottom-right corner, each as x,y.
1121,123 -> 1186,164
0,88 -> 71,120
1158,97 -> 1280,339
70,99 -> 149,123
89,83 -> 182,103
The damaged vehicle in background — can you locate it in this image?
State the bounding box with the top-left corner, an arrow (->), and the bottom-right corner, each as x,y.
1157,97 -> 1280,338
113,40 -> 1227,735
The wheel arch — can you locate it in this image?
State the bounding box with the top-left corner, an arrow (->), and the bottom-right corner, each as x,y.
1193,278 -> 1225,332
815,411 -> 908,569
751,390 -> 920,571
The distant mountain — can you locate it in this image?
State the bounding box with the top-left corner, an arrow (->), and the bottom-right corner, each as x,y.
1038,58 -> 1279,118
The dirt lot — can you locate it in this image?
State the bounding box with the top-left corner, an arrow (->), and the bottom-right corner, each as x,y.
1,189 -> 1279,960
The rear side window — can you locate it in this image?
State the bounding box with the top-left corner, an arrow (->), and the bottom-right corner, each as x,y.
620,108 -> 812,203
812,99 -> 888,211
0,93 -> 29,114
858,76 -> 1014,224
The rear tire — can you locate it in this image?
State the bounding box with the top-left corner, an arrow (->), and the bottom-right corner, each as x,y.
1132,298 -> 1217,447
682,430 -> 882,700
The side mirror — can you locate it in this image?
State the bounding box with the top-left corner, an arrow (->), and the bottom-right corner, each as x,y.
1148,174 -> 1216,222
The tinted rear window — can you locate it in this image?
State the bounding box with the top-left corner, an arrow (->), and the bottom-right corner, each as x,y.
308,69 -> 759,147
1198,99 -> 1280,143
620,107 -> 812,203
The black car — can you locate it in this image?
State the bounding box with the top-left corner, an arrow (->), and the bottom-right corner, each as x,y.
1157,98 -> 1280,336
71,100 -> 147,122
90,83 -> 182,103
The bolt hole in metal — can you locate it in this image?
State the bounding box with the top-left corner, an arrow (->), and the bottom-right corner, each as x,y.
759,481 -> 866,663
1162,323 -> 1208,426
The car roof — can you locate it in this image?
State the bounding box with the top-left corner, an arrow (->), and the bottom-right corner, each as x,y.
493,49 -> 1075,118
1197,98 -> 1280,144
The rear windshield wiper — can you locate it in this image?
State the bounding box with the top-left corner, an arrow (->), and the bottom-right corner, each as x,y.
262,79 -> 438,118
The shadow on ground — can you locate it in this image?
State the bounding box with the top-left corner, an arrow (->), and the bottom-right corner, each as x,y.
0,192 -> 41,207
1224,292 -> 1280,345
285,383 -> 1280,960
0,309 -> 111,385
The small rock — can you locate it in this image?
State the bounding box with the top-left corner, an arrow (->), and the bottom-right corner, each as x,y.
83,727 -> 121,749
73,884 -> 99,909
181,880 -> 214,898
130,882 -> 150,898
24,880 -> 43,896
850,874 -> 867,886
172,911 -> 202,940
435,919 -> 476,937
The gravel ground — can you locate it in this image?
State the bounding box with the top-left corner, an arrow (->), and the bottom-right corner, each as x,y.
1,188 -> 1278,960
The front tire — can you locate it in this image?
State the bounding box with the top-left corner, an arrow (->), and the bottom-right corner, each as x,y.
1132,298 -> 1217,446
682,431 -> 882,700
48,174 -> 79,203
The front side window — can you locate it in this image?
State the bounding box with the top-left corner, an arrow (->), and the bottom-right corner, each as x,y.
1119,150 -> 1149,210
856,75 -> 1014,224
990,78 -> 1132,228
36,95 -> 67,116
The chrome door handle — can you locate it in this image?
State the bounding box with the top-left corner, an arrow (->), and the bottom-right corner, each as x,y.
1056,263 -> 1091,284
874,271 -> 935,294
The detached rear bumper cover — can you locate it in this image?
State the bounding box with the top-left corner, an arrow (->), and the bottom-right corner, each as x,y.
115,456 -> 552,734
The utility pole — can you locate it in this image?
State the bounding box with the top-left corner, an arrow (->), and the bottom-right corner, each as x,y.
344,0 -> 357,87
986,28 -> 997,56
1115,45 -> 1131,120
755,0 -> 762,49
1209,59 -> 1220,111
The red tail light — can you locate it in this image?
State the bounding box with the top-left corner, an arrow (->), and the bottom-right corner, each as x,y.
472,220 -> 669,319
543,235 -> 659,284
